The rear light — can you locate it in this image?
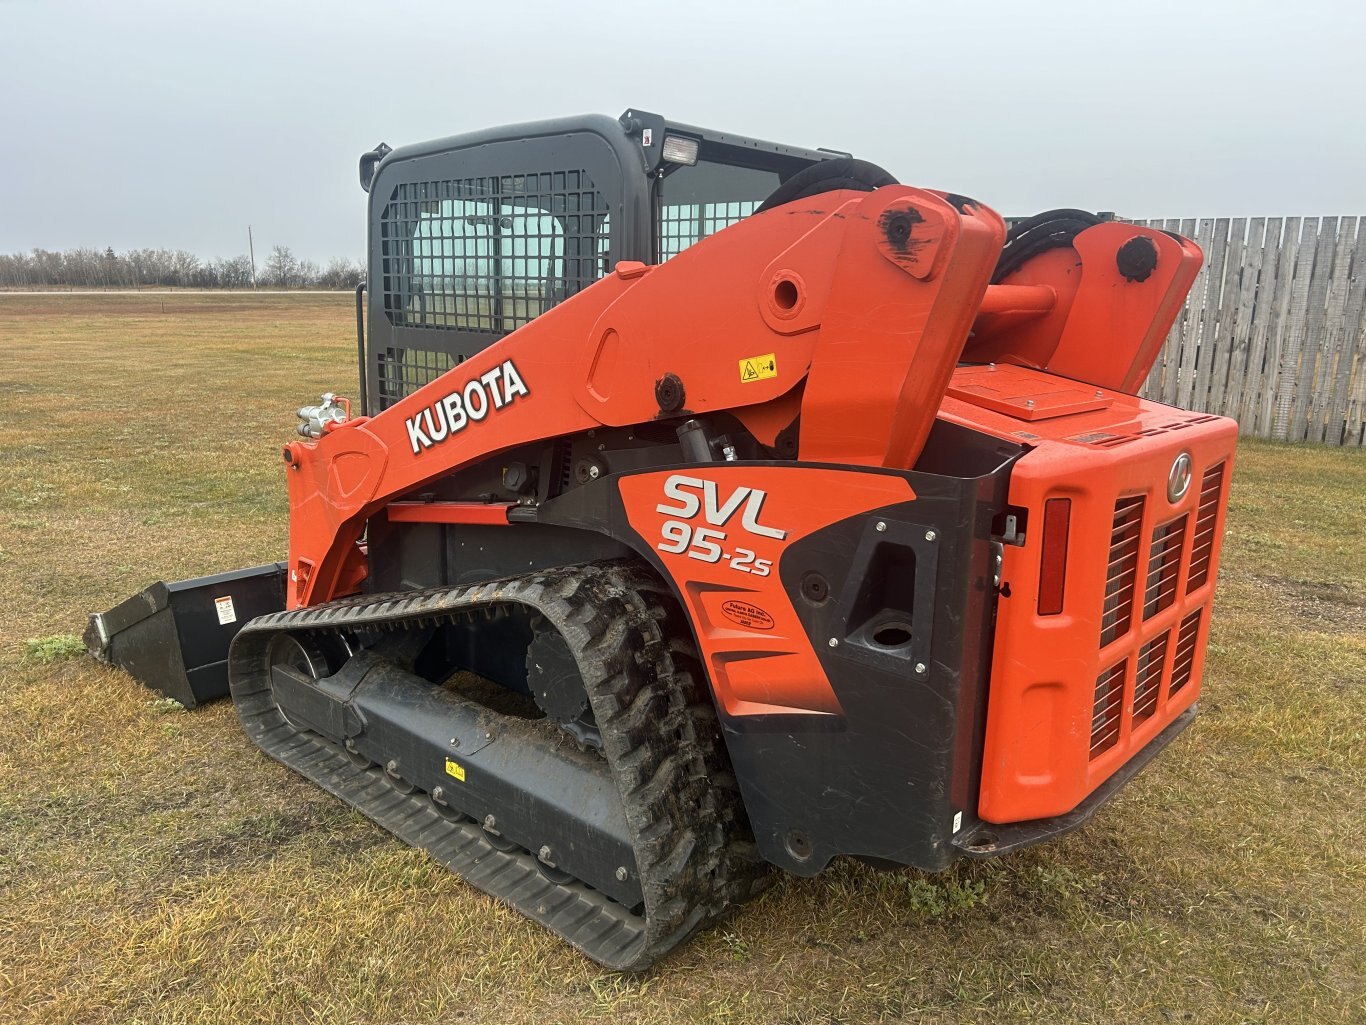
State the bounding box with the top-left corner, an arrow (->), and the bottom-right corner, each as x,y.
1037,498 -> 1071,616
661,134 -> 700,165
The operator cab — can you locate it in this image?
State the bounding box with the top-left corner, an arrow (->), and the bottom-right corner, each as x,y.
358,109 -> 849,413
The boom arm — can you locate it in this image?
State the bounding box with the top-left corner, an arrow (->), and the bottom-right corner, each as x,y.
282,187 -> 1197,610
283,186 -> 1005,607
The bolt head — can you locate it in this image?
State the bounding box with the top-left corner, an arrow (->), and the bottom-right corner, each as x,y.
875,521 -> 887,532
431,786 -> 444,802
615,866 -> 629,882
538,845 -> 553,862
915,662 -> 928,675
385,759 -> 398,773
588,464 -> 600,479
924,530 -> 937,542
828,637 -> 839,648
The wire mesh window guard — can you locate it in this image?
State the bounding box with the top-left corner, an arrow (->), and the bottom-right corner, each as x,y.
381,171 -> 610,335
655,161 -> 780,262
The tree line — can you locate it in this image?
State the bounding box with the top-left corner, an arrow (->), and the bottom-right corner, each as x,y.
0,245 -> 364,290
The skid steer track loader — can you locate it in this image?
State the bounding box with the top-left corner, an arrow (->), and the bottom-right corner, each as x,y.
87,109 -> 1236,970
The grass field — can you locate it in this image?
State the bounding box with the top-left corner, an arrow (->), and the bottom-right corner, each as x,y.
1,293 -> 1362,1025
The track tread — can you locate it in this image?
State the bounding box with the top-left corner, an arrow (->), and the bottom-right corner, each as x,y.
229,558 -> 768,970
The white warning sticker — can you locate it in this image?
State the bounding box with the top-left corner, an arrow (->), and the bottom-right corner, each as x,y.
214,595 -> 237,626
952,811 -> 963,835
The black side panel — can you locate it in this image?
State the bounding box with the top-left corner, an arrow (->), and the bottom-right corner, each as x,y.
532,454 -> 1015,874
366,519 -> 634,594
729,469 -> 1006,874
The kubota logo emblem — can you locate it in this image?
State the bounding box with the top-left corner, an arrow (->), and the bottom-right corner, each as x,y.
1167,452 -> 1193,502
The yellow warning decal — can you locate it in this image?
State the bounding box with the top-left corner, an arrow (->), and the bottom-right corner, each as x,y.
444,758 -> 466,782
739,353 -> 777,383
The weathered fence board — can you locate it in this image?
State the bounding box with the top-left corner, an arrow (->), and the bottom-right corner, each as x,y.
1127,214 -> 1365,445
1252,216 -> 1299,437
1221,217 -> 1264,423
1236,217 -> 1281,434
1332,228 -> 1366,445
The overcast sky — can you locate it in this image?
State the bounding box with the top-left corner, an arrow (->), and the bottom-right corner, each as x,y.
2,0 -> 1362,264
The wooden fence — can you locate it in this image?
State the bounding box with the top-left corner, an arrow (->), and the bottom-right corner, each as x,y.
1126,216 -> 1365,446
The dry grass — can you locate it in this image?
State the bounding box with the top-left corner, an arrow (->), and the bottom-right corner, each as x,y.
1,294 -> 1363,1025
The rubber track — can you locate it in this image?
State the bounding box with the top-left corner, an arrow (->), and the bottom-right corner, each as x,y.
228,559 -> 769,970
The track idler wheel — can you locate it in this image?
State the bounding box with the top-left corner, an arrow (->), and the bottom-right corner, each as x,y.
526,615 -> 602,750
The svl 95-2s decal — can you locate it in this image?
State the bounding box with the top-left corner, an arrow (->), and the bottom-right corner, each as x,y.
619,467 -> 914,716
654,474 -> 787,576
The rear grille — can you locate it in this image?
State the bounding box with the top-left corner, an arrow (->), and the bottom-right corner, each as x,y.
1093,461 -> 1223,743
1133,634 -> 1168,724
1170,609 -> 1203,695
1090,662 -> 1127,758
1187,462 -> 1226,591
1101,497 -> 1145,646
1090,612 -> 1203,763
1144,516 -> 1186,619
1089,568 -> 1211,763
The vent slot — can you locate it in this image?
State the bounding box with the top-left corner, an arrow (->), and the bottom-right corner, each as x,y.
1133,633 -> 1168,725
1101,497 -> 1145,646
1187,462 -> 1225,591
1144,516 -> 1186,620
1170,609 -> 1203,696
1090,661 -> 1127,759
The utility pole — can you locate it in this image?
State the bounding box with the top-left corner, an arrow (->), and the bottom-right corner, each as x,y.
247,225 -> 258,289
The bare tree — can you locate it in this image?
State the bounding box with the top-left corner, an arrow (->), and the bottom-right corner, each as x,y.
169,250 -> 201,287
318,257 -> 364,290
216,255 -> 255,289
265,245 -> 300,288
0,245 -> 362,290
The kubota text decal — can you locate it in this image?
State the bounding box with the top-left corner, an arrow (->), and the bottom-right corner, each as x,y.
405,360 -> 529,454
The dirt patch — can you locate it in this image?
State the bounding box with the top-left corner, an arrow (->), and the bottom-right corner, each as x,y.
1252,574 -> 1366,633
169,807 -> 382,868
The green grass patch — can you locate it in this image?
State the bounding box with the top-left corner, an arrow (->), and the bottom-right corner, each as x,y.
23,634 -> 85,663
0,294 -> 1362,1024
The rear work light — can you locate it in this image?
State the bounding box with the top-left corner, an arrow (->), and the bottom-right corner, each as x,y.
661,134 -> 700,165
1038,498 -> 1071,616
